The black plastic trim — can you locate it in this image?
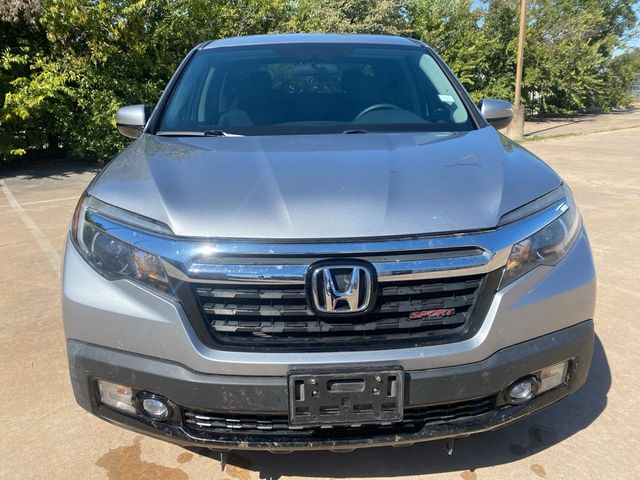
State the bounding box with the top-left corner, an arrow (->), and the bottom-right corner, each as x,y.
174,269 -> 502,353
67,319 -> 593,450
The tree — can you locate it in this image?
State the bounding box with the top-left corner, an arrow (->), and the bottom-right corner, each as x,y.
286,0 -> 409,35
477,0 -> 638,114
1,0 -> 638,163
595,48 -> 640,110
0,1 -> 50,158
409,0 -> 488,97
0,0 -> 42,23
1,0 -> 290,162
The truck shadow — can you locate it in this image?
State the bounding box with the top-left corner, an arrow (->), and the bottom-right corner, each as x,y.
0,159 -> 98,180
197,335 -> 609,479
523,118 -> 588,137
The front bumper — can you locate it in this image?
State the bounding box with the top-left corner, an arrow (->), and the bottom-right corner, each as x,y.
68,320 -> 594,451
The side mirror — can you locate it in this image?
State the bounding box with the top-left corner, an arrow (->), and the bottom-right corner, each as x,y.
115,104 -> 150,138
479,99 -> 513,130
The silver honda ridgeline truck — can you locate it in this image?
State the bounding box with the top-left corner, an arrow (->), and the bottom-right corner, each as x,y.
64,34 -> 596,452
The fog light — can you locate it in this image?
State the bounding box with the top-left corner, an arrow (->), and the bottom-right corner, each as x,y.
141,395 -> 171,420
507,376 -> 540,404
538,361 -> 569,394
98,380 -> 136,414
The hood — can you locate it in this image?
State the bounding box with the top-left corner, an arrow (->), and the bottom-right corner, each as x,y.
90,128 -> 561,239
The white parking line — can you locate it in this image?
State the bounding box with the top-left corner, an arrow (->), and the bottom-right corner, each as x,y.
0,180 -> 62,277
0,195 -> 79,208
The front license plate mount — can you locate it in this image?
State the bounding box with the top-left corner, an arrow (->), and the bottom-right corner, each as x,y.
288,369 -> 404,426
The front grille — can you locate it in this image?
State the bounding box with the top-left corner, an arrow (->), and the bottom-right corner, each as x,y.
188,270 -> 500,352
183,395 -> 496,439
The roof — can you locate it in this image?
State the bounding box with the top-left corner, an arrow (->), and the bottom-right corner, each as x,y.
201,33 -> 423,50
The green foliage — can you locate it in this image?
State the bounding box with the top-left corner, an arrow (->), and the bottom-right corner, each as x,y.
0,0 -> 42,23
475,0 -> 639,114
1,0 -> 291,161
0,10 -> 52,158
409,0 -> 488,96
0,0 -> 638,162
286,0 -> 409,35
595,48 -> 640,110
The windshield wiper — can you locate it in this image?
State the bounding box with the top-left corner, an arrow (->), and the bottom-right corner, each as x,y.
342,128 -> 370,134
156,130 -> 244,137
203,129 -> 243,137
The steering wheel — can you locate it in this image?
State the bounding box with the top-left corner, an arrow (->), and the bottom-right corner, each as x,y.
354,103 -> 402,121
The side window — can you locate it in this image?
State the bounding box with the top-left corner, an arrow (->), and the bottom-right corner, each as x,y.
418,54 -> 469,124
162,56 -> 211,129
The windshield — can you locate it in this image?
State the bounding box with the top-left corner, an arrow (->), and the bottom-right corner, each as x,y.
158,43 -> 474,135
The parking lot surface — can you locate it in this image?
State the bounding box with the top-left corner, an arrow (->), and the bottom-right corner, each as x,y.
521,107 -> 640,138
1,128 -> 639,479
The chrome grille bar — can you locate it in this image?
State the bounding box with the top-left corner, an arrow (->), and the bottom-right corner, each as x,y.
84,198 -> 569,284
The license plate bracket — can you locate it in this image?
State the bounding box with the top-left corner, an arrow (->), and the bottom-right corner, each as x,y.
288,370 -> 404,426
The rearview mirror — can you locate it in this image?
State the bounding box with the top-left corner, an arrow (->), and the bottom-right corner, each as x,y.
115,104 -> 150,138
479,99 -> 513,130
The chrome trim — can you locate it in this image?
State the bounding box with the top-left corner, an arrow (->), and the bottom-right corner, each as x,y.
373,250 -> 500,282
310,265 -> 373,314
497,185 -> 566,226
84,198 -> 568,284
169,263 -> 308,285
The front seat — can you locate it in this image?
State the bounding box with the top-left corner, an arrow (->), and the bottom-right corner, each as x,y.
238,70 -> 276,125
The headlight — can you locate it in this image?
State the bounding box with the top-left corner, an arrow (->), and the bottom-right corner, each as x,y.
500,185 -> 581,289
71,193 -> 172,294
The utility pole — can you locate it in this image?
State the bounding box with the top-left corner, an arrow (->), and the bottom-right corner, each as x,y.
507,0 -> 527,139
